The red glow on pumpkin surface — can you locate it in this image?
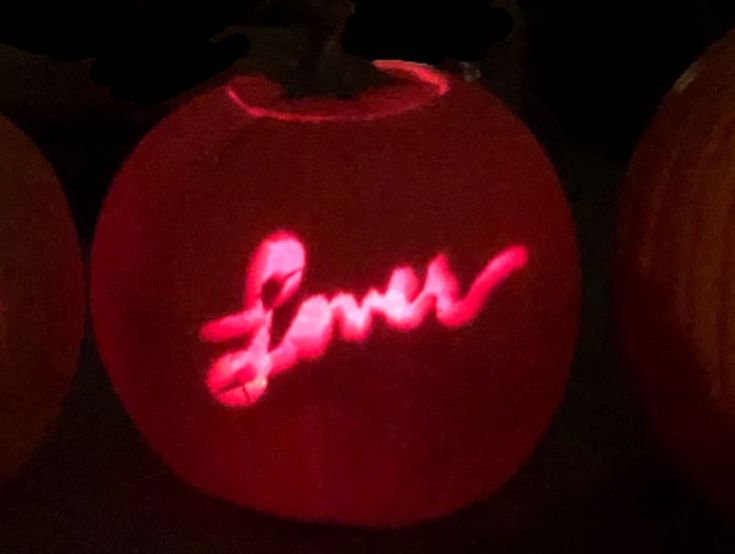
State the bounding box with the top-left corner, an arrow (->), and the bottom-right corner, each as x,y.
91,61 -> 580,527
201,231 -> 528,407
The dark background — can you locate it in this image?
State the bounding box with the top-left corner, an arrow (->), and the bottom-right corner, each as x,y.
1,1 -> 735,551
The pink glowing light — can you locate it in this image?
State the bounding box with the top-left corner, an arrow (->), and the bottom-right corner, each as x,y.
200,232 -> 529,407
226,60 -> 451,123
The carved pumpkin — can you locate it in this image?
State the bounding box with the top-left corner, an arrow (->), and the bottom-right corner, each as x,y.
91,61 -> 580,526
0,114 -> 83,482
616,29 -> 735,514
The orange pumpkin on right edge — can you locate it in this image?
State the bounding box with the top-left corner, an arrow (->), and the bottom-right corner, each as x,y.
615,27 -> 735,514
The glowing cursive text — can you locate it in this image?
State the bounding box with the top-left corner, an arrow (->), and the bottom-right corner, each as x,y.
200,232 -> 528,408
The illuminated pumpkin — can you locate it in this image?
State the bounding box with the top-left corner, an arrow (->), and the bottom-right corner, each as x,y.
0,114 -> 84,482
616,29 -> 735,513
91,61 -> 580,526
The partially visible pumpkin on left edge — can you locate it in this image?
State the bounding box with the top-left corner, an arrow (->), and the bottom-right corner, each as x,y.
0,114 -> 84,482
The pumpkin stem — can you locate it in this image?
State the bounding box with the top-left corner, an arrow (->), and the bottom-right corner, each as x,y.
282,0 -> 394,98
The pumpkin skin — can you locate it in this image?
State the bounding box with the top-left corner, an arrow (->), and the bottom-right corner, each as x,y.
616,30 -> 735,514
0,115 -> 84,483
91,61 -> 580,527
